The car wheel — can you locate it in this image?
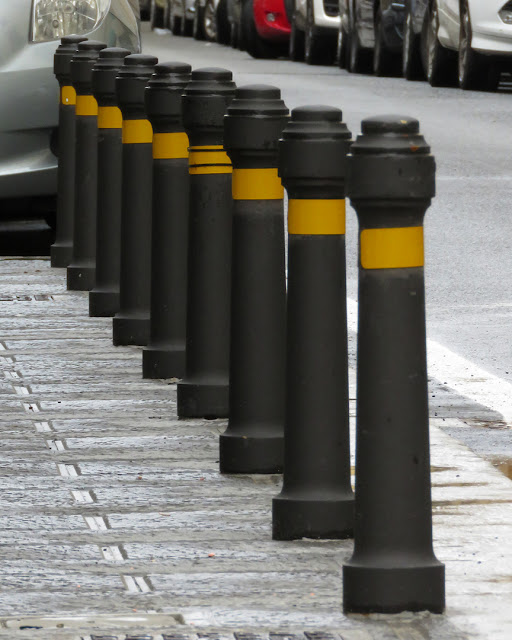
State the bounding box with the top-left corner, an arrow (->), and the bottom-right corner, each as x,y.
238,1 -> 247,50
403,7 -> 424,80
423,0 -> 456,87
337,24 -> 348,69
304,0 -> 335,65
289,12 -> 305,61
216,0 -> 231,44
183,15 -> 194,36
458,0 -> 499,91
373,6 -> 399,76
193,0 -> 205,39
243,0 -> 282,58
347,5 -> 371,73
202,0 -> 218,40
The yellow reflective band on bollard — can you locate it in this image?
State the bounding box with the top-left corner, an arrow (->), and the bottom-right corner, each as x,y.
61,85 -> 76,106
232,168 -> 284,200
288,199 -> 346,235
153,132 -> 189,159
360,226 -> 424,269
188,145 -> 232,175
122,119 -> 153,144
98,106 -> 123,129
75,95 -> 98,117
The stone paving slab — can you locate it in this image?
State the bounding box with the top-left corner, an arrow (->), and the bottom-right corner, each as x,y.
0,258 -> 511,640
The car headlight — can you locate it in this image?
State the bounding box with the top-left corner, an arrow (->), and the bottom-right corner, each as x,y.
31,0 -> 111,42
500,1 -> 512,25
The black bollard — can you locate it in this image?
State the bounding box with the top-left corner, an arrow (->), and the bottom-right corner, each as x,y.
177,68 -> 236,419
219,85 -> 288,474
67,40 -> 107,291
342,116 -> 445,614
113,54 -> 158,346
272,106 -> 354,539
89,47 -> 132,318
51,35 -> 88,268
143,62 -> 192,379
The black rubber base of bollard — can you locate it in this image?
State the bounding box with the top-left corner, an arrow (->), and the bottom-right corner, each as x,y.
142,346 -> 186,380
51,244 -> 73,269
112,314 -> 150,346
272,495 -> 354,540
89,289 -> 120,318
67,265 -> 95,291
342,563 -> 445,614
177,380 -> 229,419
219,432 -> 283,474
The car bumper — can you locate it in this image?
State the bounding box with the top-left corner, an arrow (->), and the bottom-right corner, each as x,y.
470,1 -> 512,53
312,0 -> 339,30
255,0 -> 291,41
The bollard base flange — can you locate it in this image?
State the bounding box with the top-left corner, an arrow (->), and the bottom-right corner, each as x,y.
342,562 -> 445,614
67,264 -> 95,291
272,494 -> 354,540
89,289 -> 120,318
142,346 -> 186,380
51,244 -> 73,269
219,431 -> 283,474
177,379 -> 229,419
112,313 -> 150,346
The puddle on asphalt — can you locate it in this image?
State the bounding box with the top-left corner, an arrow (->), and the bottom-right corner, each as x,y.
492,459 -> 512,481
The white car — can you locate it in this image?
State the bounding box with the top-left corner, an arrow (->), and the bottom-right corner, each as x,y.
288,0 -> 339,64
426,0 -> 512,90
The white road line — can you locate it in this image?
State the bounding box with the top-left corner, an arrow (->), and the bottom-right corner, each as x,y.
22,402 -> 39,413
122,575 -> 152,593
71,490 -> 94,504
57,463 -> 78,477
4,371 -> 20,379
46,439 -> 66,452
100,545 -> 124,562
83,516 -> 108,531
34,421 -> 52,433
13,386 -> 29,395
346,298 -> 512,426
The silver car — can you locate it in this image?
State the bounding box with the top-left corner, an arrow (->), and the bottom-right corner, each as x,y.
0,0 -> 141,213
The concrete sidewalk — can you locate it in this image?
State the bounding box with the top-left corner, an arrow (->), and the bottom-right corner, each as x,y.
0,257 -> 510,640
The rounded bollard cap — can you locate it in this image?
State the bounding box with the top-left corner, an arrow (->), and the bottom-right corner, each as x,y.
116,54 -> 158,116
351,115 -> 430,155
224,84 -> 289,167
348,115 -> 435,204
182,67 -> 236,146
278,105 -> 352,199
54,36 -> 88,83
145,62 -> 192,129
92,48 -> 131,106
71,41 -> 107,93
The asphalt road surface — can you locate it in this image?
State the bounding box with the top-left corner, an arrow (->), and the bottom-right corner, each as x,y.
142,25 -> 512,456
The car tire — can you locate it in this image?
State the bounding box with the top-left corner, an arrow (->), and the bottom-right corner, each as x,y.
304,0 -> 335,65
337,24 -> 348,69
238,1 -> 247,50
243,0 -> 282,59
289,13 -> 305,61
193,0 -> 205,39
347,5 -> 372,73
423,0 -> 456,87
458,0 -> 499,91
183,17 -> 194,36
216,0 -> 231,43
403,7 -> 424,80
373,7 -> 399,76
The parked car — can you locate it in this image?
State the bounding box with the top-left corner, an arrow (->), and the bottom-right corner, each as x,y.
289,0 -> 339,64
422,0 -> 512,90
338,0 -> 405,75
192,0 -> 231,43
169,0 -> 195,34
0,0 -> 141,221
402,0 -> 427,79
243,0 -> 291,58
150,0 -> 170,27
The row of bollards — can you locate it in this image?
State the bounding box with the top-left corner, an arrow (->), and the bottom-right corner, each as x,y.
50,36 -> 445,615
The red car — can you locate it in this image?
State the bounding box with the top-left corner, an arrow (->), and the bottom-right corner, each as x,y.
243,0 -> 291,58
